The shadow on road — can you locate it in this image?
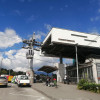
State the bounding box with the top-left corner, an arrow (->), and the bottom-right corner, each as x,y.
0,85 -> 11,88
18,85 -> 31,88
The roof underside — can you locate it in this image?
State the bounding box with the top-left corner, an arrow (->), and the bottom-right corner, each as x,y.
42,42 -> 100,63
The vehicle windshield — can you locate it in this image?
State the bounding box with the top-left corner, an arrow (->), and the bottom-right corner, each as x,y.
0,77 -> 7,79
20,76 -> 28,80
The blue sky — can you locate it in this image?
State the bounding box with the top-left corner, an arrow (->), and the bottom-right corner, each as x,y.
0,0 -> 100,71
1,0 -> 100,36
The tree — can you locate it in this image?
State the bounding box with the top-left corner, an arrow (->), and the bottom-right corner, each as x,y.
1,70 -> 7,74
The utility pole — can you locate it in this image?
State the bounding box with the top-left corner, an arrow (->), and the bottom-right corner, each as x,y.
0,58 -> 3,75
8,58 -> 12,76
22,32 -> 41,84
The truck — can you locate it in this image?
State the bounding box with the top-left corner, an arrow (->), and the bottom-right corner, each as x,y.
17,75 -> 31,87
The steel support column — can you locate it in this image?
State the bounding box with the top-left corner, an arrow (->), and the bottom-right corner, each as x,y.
60,54 -> 63,64
75,44 -> 79,83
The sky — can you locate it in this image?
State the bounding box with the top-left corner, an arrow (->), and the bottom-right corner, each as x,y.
0,0 -> 100,72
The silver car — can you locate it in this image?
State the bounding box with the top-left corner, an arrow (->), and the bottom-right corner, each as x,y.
0,76 -> 8,87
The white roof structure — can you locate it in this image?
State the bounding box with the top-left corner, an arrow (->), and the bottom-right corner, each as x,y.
41,27 -> 100,63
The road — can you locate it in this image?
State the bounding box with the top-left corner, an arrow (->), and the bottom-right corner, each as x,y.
0,83 -> 50,100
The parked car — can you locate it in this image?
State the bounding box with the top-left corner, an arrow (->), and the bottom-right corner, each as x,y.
0,76 -> 8,87
17,75 -> 31,87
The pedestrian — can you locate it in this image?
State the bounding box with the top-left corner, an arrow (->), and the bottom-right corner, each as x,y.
46,77 -> 49,86
48,77 -> 51,87
53,78 -> 57,88
64,75 -> 67,84
66,75 -> 70,84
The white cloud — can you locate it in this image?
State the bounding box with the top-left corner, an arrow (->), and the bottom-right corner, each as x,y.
5,50 -> 16,58
34,34 -> 41,40
37,31 -> 46,37
35,31 -> 46,40
44,24 -> 52,31
90,18 -> 94,22
19,0 -> 25,2
98,9 -> 100,13
65,5 -> 68,8
1,49 -> 58,72
90,16 -> 100,22
0,28 -> 22,48
89,28 -> 100,35
49,6 -> 54,10
27,15 -> 35,22
1,49 -> 27,71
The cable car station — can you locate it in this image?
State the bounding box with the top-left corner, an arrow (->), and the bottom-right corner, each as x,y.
41,27 -> 100,84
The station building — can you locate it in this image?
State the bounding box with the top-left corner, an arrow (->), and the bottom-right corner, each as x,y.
41,27 -> 100,84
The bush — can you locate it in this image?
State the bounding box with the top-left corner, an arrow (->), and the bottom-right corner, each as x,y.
97,84 -> 100,93
78,79 -> 100,93
77,79 -> 88,90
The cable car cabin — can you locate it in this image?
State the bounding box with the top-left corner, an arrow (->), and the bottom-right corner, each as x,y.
26,49 -> 34,59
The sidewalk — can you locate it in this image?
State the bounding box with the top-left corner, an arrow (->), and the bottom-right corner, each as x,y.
32,82 -> 100,100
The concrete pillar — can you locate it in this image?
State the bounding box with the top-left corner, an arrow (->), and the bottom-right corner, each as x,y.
27,59 -> 34,85
92,59 -> 99,84
55,63 -> 65,82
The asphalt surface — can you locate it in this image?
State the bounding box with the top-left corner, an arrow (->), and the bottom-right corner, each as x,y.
32,83 -> 100,100
0,83 -> 50,100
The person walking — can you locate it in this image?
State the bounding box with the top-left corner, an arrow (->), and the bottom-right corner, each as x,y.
66,75 -> 70,84
53,78 -> 57,88
46,77 -> 49,86
64,75 -> 67,84
48,77 -> 51,87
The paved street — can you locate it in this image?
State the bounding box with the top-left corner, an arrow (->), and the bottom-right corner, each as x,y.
0,83 -> 100,100
32,83 -> 100,100
0,83 -> 50,100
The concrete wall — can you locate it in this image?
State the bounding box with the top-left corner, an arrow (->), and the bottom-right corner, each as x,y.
55,63 -> 65,82
85,58 -> 100,84
92,59 -> 100,84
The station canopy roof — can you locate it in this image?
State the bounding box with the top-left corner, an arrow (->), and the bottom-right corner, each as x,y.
38,66 -> 58,73
41,28 -> 100,63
